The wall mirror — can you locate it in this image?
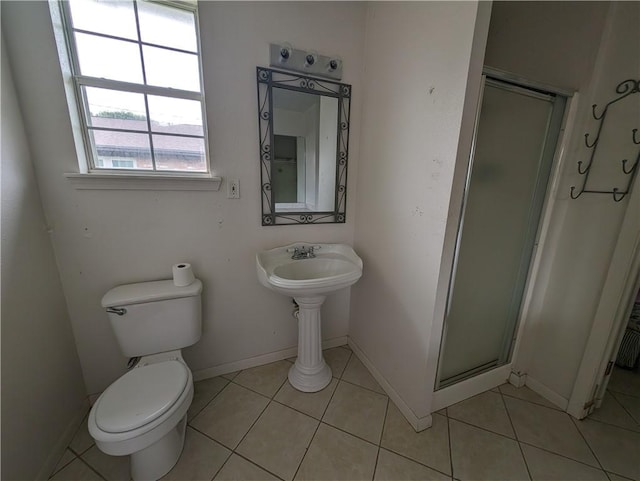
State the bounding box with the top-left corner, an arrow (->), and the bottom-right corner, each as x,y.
256,67 -> 351,225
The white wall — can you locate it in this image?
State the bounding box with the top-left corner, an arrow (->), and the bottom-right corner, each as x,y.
2,1 -> 366,395
1,39 -> 87,480
513,2 -> 640,401
484,1 -> 609,91
349,2 -> 483,423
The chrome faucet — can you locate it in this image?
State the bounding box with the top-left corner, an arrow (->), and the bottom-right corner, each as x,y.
290,245 -> 317,260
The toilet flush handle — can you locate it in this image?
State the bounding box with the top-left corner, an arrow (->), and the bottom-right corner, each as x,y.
106,307 -> 127,316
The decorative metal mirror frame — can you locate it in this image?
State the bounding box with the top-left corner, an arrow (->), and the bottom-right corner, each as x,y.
256,67 -> 351,225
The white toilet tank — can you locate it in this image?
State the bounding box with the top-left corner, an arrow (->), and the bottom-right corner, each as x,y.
102,279 -> 203,357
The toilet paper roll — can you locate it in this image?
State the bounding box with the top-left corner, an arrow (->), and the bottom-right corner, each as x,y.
173,263 -> 195,287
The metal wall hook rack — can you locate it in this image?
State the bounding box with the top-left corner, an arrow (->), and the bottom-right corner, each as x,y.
570,79 -> 640,202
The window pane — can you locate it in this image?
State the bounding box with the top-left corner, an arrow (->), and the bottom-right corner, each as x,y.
76,33 -> 143,84
148,96 -> 203,136
153,135 -> 206,172
85,87 -> 147,131
143,46 -> 200,92
91,130 -> 153,170
137,1 -> 197,52
68,0 -> 137,40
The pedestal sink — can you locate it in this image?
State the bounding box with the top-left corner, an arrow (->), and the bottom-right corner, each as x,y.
256,243 -> 363,392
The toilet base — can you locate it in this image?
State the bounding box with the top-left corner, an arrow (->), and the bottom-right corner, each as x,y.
131,414 -> 187,481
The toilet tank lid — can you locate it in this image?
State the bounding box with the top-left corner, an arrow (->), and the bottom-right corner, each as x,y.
102,279 -> 202,307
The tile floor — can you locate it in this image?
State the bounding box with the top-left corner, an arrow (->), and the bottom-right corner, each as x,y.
50,347 -> 640,481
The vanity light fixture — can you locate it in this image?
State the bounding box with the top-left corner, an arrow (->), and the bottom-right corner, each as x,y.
278,42 -> 293,64
269,43 -> 343,80
304,51 -> 317,68
327,57 -> 341,74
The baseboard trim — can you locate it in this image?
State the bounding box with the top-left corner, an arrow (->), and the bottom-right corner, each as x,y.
36,398 -> 90,480
192,336 -> 348,382
509,370 -> 527,388
525,375 -> 569,410
432,364 -> 511,411
348,338 -> 432,432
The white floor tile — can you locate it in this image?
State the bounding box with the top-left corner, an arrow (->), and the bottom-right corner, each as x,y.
190,383 -> 269,449
275,377 -> 338,420
81,446 -> 129,481
447,391 -> 515,438
499,384 -> 560,410
521,443 -> 609,481
374,449 -> 450,481
233,360 -> 291,398
214,454 -> 279,481
576,418 -> 640,480
323,381 -> 388,444
295,423 -> 378,481
161,427 -> 230,481
504,396 -> 598,467
588,391 -> 639,431
188,377 -> 229,421
449,419 -> 529,481
342,355 -> 385,394
236,402 -> 318,481
50,459 -> 103,481
69,414 -> 95,455
381,404 -> 451,476
607,368 -> 640,398
51,449 -> 76,476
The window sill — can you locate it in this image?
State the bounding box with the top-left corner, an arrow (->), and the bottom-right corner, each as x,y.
65,173 -> 223,191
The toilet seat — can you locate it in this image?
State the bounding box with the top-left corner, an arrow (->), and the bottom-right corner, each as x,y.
95,360 -> 189,433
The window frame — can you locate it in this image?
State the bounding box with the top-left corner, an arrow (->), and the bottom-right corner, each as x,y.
59,0 -> 211,176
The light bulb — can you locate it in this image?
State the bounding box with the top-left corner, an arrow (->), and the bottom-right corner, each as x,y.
279,42 -> 293,63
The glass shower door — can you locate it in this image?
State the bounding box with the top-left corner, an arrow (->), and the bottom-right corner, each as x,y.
437,77 -> 566,387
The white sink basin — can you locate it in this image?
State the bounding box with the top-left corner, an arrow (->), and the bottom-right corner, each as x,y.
256,243 -> 363,297
256,243 -> 363,392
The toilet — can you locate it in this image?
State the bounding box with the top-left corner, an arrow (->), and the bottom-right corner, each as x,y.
88,278 -> 203,481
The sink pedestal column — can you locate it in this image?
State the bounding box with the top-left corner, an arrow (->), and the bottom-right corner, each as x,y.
289,295 -> 332,392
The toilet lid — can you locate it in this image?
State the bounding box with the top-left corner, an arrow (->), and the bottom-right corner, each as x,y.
95,360 -> 189,433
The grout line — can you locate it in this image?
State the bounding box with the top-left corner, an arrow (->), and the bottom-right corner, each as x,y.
569,415 -> 608,473
446,415 -> 455,479
207,449 -> 233,481
378,445 -> 455,479
339,376 -> 387,396
270,381 -> 339,421
607,387 -> 640,401
188,378 -> 231,422
76,456 -> 109,481
319,419 -> 381,449
499,390 -> 533,480
445,415 -> 517,443
447,404 -> 608,473
291,362 -> 346,481
448,395 -> 604,471
227,377 -> 282,402
231,397 -> 272,450
586,414 -> 640,434
499,389 -> 564,411
232,451 -> 286,481
188,379 -> 237,427
371,397 -> 390,481
607,389 -> 640,426
49,451 -> 77,477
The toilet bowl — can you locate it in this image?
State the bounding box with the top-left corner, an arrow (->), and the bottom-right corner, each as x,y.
90,278 -> 203,480
88,353 -> 193,481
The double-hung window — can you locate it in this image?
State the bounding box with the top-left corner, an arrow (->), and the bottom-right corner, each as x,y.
60,0 -> 209,174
